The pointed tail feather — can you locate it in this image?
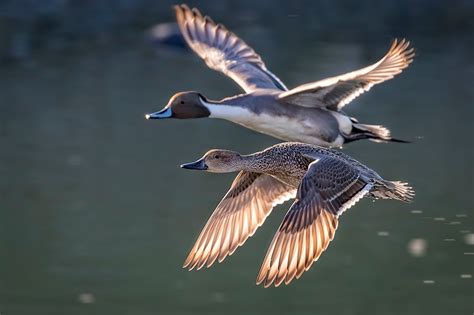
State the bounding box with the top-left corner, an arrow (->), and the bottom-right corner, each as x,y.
345,123 -> 410,144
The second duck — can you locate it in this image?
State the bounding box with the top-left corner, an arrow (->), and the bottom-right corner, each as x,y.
180,142 -> 414,287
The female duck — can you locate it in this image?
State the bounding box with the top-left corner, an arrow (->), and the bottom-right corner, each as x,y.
146,5 -> 415,147
180,142 -> 414,287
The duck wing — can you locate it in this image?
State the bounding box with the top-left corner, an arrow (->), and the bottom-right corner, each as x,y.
183,171 -> 296,271
175,5 -> 287,93
277,39 -> 414,111
256,156 -> 373,287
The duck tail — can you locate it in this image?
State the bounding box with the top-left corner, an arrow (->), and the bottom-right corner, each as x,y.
372,180 -> 415,202
345,123 -> 410,144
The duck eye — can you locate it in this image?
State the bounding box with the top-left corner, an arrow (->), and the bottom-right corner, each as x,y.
180,101 -> 184,104
214,155 -> 220,159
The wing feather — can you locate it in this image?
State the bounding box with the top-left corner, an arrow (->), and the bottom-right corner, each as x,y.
175,5 -> 287,92
257,157 -> 372,287
184,171 -> 296,270
278,39 -> 415,110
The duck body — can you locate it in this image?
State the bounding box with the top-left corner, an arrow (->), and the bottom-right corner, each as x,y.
239,142 -> 381,189
204,91 -> 350,147
180,142 -> 414,287
146,5 -> 415,147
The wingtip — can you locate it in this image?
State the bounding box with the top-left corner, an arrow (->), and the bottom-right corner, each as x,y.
183,250 -> 224,271
256,267 -> 269,287
263,279 -> 273,288
173,4 -> 186,13
177,3 -> 189,10
182,261 -> 193,270
390,38 -> 416,63
174,4 -> 185,23
255,274 -> 265,286
191,7 -> 203,18
174,4 -> 203,18
182,251 -> 194,268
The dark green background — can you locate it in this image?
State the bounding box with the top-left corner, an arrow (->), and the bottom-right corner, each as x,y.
0,1 -> 473,314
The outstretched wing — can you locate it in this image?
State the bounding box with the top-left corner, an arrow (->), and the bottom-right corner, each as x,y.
175,4 -> 287,93
256,156 -> 373,287
278,39 -> 415,110
184,172 -> 296,271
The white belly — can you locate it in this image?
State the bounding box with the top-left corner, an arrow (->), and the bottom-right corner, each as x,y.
207,104 -> 345,147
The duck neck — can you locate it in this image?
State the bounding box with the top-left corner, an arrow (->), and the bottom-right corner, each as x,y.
238,153 -> 272,173
201,95 -> 253,122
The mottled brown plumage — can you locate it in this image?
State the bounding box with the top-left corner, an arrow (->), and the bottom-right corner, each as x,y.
181,142 -> 414,287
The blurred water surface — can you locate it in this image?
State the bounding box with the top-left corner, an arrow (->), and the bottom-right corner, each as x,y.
0,3 -> 474,315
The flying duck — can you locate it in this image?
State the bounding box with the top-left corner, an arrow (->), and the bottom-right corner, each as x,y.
180,142 -> 414,287
146,5 -> 415,147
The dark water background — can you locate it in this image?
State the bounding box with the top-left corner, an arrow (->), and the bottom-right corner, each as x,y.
1,1 -> 473,314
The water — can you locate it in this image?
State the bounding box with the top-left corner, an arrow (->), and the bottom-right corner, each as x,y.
1,10 -> 473,315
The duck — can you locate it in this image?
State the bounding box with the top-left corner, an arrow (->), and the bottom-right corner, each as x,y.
146,4 -> 415,147
180,142 -> 414,287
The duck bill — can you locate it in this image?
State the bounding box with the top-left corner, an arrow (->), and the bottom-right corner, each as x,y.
180,158 -> 208,171
145,107 -> 172,119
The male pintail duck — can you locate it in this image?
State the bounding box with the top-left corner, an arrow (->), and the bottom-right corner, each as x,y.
146,5 -> 415,147
180,142 -> 414,287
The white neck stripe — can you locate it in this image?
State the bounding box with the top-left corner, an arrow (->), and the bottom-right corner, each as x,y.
201,100 -> 252,120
